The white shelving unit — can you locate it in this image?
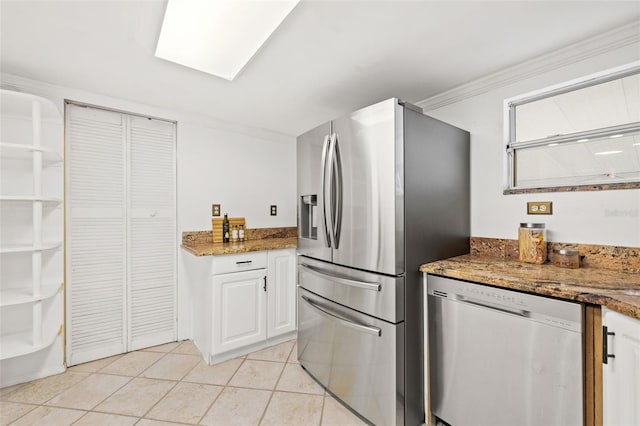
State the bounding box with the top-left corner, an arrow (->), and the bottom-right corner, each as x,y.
0,89 -> 65,387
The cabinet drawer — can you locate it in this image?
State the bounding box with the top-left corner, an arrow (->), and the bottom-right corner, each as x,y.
211,252 -> 267,275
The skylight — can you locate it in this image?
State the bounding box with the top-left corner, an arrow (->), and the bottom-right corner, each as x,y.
155,0 -> 300,81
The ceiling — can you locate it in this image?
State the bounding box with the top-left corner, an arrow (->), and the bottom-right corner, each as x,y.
1,1 -> 639,136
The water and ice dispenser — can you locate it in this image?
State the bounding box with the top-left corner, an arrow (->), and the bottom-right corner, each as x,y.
300,194 -> 317,239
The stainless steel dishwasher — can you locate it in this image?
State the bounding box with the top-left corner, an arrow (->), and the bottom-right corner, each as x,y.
426,275 -> 583,426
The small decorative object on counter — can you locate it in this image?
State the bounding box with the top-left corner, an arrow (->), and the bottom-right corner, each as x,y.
553,248 -> 580,269
518,223 -> 546,264
239,224 -> 245,241
231,225 -> 239,242
223,213 -> 230,243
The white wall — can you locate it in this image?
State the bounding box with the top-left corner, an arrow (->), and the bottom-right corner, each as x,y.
1,73 -> 297,341
178,118 -> 296,231
420,42 -> 640,247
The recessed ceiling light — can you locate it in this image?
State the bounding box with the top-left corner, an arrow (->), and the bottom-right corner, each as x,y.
155,0 -> 300,81
609,134 -> 624,138
577,138 -> 589,143
594,150 -> 623,156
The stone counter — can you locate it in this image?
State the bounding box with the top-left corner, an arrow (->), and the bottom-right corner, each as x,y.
182,236 -> 297,256
421,254 -> 640,319
181,227 -> 297,256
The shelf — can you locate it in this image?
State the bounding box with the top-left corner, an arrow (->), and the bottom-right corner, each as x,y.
0,282 -> 63,307
0,242 -> 62,254
0,143 -> 62,163
0,326 -> 62,360
0,195 -> 62,204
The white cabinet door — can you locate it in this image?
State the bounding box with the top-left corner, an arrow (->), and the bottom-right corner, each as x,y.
602,308 -> 640,426
212,269 -> 267,354
267,249 -> 296,338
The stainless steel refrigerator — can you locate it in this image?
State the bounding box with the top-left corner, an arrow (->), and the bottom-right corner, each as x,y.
296,98 -> 469,426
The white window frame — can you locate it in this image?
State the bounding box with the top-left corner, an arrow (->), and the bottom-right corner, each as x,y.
503,61 -> 640,194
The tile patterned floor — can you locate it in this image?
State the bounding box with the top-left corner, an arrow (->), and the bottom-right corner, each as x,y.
0,340 -> 367,426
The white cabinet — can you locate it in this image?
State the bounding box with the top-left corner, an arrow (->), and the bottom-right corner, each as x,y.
0,90 -> 65,387
213,269 -> 267,353
602,308 -> 640,426
189,248 -> 297,364
267,249 -> 297,337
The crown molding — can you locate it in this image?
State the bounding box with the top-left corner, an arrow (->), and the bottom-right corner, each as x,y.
416,21 -> 640,112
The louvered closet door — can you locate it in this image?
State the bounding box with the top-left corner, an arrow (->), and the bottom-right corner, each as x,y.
127,116 -> 176,350
66,104 -> 177,365
66,106 -> 126,365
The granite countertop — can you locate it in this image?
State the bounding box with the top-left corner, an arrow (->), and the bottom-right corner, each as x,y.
182,236 -> 297,256
421,254 -> 640,319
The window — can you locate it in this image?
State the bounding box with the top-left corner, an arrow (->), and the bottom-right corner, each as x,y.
504,62 -> 640,193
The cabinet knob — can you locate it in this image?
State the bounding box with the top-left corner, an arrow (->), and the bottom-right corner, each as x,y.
150,211 -> 157,217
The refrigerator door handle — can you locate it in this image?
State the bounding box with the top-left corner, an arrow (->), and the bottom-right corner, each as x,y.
326,133 -> 337,249
331,133 -> 343,249
301,295 -> 381,336
320,134 -> 332,248
300,263 -> 382,291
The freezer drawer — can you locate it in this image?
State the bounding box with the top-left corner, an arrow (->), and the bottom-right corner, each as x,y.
298,287 -> 404,426
298,256 -> 403,323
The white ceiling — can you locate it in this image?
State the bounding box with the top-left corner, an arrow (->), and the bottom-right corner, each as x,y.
1,0 -> 639,136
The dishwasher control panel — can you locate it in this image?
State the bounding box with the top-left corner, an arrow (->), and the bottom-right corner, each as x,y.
427,275 -> 582,332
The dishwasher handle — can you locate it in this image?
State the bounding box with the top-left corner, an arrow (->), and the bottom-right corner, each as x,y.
456,295 -> 530,318
301,295 -> 381,337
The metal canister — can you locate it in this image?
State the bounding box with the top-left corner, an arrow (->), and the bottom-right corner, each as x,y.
518,223 -> 547,264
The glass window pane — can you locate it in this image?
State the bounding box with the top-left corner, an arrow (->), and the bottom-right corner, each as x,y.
515,73 -> 640,142
515,130 -> 640,188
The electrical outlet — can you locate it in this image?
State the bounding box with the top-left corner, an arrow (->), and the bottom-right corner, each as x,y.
212,204 -> 221,216
527,201 -> 552,215
270,205 -> 277,216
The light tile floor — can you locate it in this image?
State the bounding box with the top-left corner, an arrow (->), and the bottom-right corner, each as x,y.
0,340 -> 367,426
